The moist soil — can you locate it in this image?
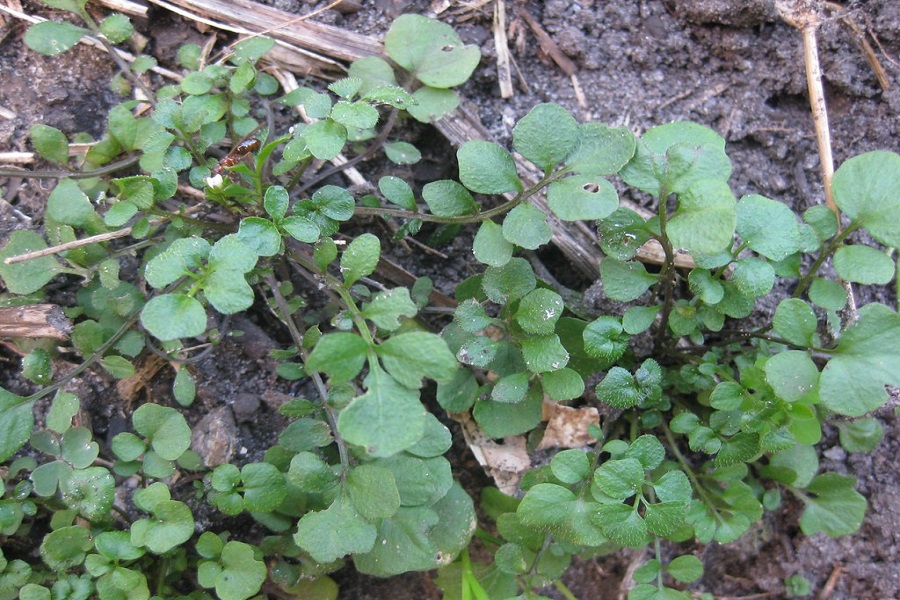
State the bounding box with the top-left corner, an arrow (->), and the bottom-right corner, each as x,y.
2,1 -> 900,599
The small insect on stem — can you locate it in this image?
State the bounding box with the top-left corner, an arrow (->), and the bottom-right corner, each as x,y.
211,138 -> 261,176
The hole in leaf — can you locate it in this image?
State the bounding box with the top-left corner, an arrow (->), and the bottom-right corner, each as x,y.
582,182 -> 600,193
441,45 -> 455,52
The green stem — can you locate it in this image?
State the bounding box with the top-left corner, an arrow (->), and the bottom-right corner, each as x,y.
660,421 -> 722,524
0,155 -> 141,179
354,171 -> 562,225
75,7 -> 157,107
793,225 -> 856,298
265,274 -> 350,478
28,308 -> 143,403
654,189 -> 677,349
553,579 -> 579,600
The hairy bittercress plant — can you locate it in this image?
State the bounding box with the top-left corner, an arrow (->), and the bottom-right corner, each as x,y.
1,4 -> 898,600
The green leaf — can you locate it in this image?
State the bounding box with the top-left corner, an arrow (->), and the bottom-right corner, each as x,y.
594,458 -> 644,500
132,403 -> 191,461
180,72 -> 213,95
473,220 -> 514,267
47,392 -> 79,434
384,14 -> 480,88
40,526 -> 92,571
377,331 -> 458,388
731,257 -> 774,298
502,203 -> 552,250
643,501 -> 687,538
203,268 -> 254,314
582,316 -> 628,363
60,427 -> 99,468
347,465 -> 401,520
294,496 -> 377,563
798,473 -> 867,537
804,204 -> 839,242
383,141 -> 421,164
436,368 -> 479,412
422,180 -> 476,217
547,176 -> 619,221
736,194 -> 802,261
512,103 -> 579,171
521,334 -> 569,373
331,100 -> 379,130
30,124 -> 69,165
237,217 -> 282,257
240,462 -> 286,512
832,151 -> 900,247
688,269 -> 724,305
598,208 -> 653,261
24,21 -> 86,56
600,258 -> 657,302
0,230 -> 63,294
550,449 -> 590,484
339,367 -> 426,457
837,418 -> 884,453
406,86 -> 460,123
362,288 -> 418,331
668,179 -> 736,255
287,451 -> 336,493
94,531 -> 144,562
131,499 -> 194,554
472,384 -> 543,438
457,141 -> 522,194
172,368 -> 195,407
306,332 -> 369,383
210,541 -> 267,600
773,298 -> 818,347
667,555 -> 703,583
280,215 -> 321,243
809,277 -> 847,311
329,77 -> 363,99
765,445 -> 819,487
482,257 -> 536,303
22,348 -> 52,385
517,483 -> 575,527
594,503 -> 649,548
564,123 -> 636,176
596,368 -> 641,409
208,234 -> 257,273
379,176 -> 416,210
765,351 -> 818,403
99,13 -> 133,43
144,237 -> 210,288
47,178 -> 95,227
620,122 -> 731,197
232,36 -> 275,62
541,368 -> 585,401
653,470 -> 692,503
491,372 -> 529,404
141,294 -> 207,341
833,245 -> 894,285
59,466 -> 114,520
263,185 -> 289,221
626,435 -> 666,470
304,119 -> 347,160
100,355 -> 136,379
376,454 -> 452,507
715,432 -> 761,467
341,233 -> 380,287
515,289 -> 564,335
819,303 -> 900,416
355,482 -> 475,576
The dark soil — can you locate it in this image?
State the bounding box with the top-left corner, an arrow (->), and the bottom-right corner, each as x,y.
2,0 -> 900,598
